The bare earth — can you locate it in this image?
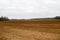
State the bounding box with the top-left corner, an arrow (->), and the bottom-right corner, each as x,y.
0,20 -> 60,40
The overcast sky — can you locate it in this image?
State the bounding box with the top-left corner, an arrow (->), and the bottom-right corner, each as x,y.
0,0 -> 60,19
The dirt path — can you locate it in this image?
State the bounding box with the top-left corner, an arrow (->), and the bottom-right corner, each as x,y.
1,27 -> 60,40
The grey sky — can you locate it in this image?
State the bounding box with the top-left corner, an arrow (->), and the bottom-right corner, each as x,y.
0,0 -> 60,19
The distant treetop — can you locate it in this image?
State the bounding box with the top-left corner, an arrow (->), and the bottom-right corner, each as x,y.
0,16 -> 9,21
54,16 -> 60,19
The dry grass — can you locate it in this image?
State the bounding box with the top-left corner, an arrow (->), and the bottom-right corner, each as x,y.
0,20 -> 60,33
0,20 -> 60,40
0,37 -> 7,40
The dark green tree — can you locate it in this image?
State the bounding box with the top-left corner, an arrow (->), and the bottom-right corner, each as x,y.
0,16 -> 9,21
55,16 -> 60,19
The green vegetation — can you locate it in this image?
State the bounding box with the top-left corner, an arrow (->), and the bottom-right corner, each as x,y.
0,16 -> 9,21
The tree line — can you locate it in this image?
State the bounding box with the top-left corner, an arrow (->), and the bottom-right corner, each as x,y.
0,16 -> 60,21
0,16 -> 9,21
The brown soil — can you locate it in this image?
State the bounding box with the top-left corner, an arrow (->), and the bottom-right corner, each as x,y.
0,20 -> 60,40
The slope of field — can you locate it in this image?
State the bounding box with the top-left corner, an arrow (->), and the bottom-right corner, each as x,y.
0,20 -> 60,40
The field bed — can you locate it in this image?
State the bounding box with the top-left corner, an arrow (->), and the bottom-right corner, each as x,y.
0,20 -> 60,40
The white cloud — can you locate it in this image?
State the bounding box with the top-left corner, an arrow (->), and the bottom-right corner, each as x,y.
0,0 -> 60,19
